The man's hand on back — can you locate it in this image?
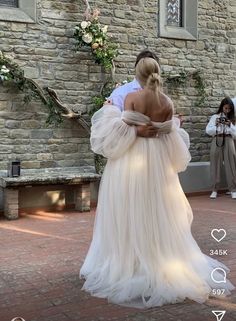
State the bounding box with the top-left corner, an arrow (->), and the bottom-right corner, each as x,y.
136,124 -> 158,138
102,98 -> 158,138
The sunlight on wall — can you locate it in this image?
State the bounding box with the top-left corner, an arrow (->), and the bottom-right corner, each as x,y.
46,191 -> 65,206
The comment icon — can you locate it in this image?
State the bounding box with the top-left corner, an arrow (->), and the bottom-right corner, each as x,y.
211,268 -> 227,284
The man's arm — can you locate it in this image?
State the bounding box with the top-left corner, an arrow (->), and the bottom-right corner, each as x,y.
136,125 -> 159,137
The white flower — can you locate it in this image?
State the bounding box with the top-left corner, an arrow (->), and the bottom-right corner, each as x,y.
82,33 -> 93,44
101,25 -> 108,33
81,21 -> 89,29
1,65 -> 10,74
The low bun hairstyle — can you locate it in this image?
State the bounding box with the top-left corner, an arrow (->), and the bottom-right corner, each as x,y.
146,73 -> 161,91
135,57 -> 161,92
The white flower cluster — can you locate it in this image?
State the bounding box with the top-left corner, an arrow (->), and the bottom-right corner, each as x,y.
75,19 -> 108,45
0,50 -> 13,81
74,8 -> 117,70
0,65 -> 10,81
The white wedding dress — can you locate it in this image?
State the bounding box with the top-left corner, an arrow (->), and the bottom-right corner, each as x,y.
80,105 -> 234,308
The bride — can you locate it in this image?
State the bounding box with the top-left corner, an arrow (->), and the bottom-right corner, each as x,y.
80,58 -> 234,308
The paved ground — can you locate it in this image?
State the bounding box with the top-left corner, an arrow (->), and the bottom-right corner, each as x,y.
0,194 -> 236,321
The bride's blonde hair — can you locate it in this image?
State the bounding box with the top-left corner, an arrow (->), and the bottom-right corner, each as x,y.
135,57 -> 162,92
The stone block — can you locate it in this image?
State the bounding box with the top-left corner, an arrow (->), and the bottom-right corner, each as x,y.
4,189 -> 19,220
75,183 -> 90,212
31,130 -> 53,139
23,67 -> 40,79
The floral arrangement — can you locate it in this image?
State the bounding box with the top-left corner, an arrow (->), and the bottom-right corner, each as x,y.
74,8 -> 118,70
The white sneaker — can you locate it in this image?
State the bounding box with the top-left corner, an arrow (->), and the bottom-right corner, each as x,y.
231,192 -> 236,199
210,191 -> 217,199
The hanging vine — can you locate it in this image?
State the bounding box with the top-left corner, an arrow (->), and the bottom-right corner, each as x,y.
0,51 -> 90,130
0,51 -> 63,125
192,70 -> 207,106
90,70 -> 207,119
162,70 -> 206,107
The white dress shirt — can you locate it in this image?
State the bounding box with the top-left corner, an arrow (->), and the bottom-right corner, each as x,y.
109,79 -> 141,111
206,114 -> 236,138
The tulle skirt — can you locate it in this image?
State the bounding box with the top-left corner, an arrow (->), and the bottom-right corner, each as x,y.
80,135 -> 234,308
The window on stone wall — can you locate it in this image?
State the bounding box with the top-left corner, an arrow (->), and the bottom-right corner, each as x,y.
0,0 -> 36,23
159,0 -> 198,40
166,0 -> 182,27
0,0 -> 18,7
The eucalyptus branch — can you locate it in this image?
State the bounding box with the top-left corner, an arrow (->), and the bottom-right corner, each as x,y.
0,50 -> 90,129
46,87 -> 90,134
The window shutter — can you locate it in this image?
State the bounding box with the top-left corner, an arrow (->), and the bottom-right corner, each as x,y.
0,0 -> 18,7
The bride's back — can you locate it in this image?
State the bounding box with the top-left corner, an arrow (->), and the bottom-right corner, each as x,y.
124,88 -> 173,123
125,57 -> 173,122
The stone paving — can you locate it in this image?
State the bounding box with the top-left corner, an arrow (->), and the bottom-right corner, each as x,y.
0,194 -> 235,321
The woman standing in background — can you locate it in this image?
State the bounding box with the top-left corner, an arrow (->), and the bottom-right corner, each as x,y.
206,97 -> 236,199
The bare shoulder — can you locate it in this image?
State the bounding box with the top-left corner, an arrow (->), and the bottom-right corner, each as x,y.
160,93 -> 174,119
161,93 -> 173,108
124,92 -> 136,111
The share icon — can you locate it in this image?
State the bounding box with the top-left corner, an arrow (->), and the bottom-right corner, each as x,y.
212,310 -> 226,321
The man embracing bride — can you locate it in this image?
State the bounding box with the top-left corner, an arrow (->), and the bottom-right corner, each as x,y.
80,51 -> 234,308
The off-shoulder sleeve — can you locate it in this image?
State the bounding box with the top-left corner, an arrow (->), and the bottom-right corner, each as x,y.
164,123 -> 191,173
177,128 -> 190,149
172,117 -> 190,149
90,105 -> 136,159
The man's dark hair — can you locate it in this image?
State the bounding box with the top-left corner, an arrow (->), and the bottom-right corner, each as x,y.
135,49 -> 159,67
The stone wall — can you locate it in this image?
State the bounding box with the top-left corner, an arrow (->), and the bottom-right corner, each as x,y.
0,0 -> 235,170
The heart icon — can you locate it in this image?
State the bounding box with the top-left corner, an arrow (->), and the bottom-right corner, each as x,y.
211,229 -> 226,243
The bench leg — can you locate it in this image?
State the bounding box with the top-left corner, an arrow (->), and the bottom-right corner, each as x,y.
4,188 -> 19,220
75,183 -> 90,212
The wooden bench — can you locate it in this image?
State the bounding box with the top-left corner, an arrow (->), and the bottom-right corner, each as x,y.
0,168 -> 100,220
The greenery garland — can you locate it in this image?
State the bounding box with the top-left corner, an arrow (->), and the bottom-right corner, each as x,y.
192,70 -> 207,106
0,47 -> 206,130
91,70 -> 207,117
0,51 -> 63,125
163,70 -> 206,107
